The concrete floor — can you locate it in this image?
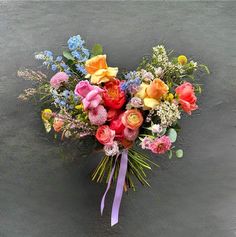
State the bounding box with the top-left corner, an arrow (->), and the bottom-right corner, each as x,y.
0,1 -> 236,237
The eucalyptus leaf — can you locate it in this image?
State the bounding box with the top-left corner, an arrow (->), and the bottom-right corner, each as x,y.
63,51 -> 74,60
91,44 -> 103,56
167,128 -> 177,142
176,149 -> 184,158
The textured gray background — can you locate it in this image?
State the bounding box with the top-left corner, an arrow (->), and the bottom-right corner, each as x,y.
0,1 -> 236,237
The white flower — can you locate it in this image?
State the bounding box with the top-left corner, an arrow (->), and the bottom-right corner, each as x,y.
104,141 -> 119,157
154,67 -> 163,77
151,124 -> 163,134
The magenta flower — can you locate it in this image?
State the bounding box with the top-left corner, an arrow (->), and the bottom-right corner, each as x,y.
74,80 -> 94,98
88,105 -> 107,126
50,72 -> 69,89
140,136 -> 153,149
149,135 -> 172,154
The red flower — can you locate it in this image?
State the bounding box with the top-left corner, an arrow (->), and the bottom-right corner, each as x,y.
175,82 -> 198,115
107,109 -> 120,121
110,113 -> 125,138
103,79 -> 126,109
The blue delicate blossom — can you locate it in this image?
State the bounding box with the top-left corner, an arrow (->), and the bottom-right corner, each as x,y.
75,64 -> 87,75
67,35 -> 85,51
56,56 -> 62,62
62,90 -> 70,98
121,71 -> 141,94
51,64 -> 57,72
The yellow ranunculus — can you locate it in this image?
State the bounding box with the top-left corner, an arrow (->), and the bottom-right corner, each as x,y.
85,55 -> 118,84
135,83 -> 149,99
178,55 -> 188,65
41,109 -> 52,121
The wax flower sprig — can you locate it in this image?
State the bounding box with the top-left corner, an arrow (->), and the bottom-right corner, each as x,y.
18,34 -> 209,226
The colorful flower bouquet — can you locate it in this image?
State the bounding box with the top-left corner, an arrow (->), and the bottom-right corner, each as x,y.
18,35 -> 209,226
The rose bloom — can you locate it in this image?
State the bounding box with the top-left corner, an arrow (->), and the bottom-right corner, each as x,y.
175,82 -> 198,114
146,78 -> 169,99
121,109 -> 143,130
110,114 -> 125,138
74,80 -> 94,98
103,79 -> 126,109
149,135 -> 172,154
85,55 -> 118,84
53,118 -> 64,132
74,80 -> 104,110
50,72 -> 69,89
95,125 -> 115,145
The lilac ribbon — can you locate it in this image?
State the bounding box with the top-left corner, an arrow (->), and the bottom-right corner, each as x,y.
100,149 -> 128,227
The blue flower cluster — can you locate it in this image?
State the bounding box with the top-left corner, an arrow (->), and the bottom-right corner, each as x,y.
52,89 -> 79,109
120,71 -> 141,93
67,35 -> 90,63
35,50 -> 71,75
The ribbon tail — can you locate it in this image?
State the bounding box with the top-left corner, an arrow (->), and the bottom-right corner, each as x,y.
111,149 -> 128,226
100,155 -> 118,215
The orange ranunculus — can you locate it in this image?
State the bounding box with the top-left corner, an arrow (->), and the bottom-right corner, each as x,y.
121,109 -> 143,130
53,118 -> 64,132
146,78 -> 169,99
85,55 -> 118,84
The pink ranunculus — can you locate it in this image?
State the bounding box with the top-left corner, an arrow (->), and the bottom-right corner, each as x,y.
175,82 -> 198,115
88,105 -> 107,126
50,72 -> 69,89
149,135 -> 172,154
74,80 -> 94,98
123,127 -> 139,141
95,125 -> 115,145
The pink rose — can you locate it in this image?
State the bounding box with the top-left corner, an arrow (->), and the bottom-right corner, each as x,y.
175,82 -> 198,115
74,80 -> 104,110
74,80 -> 94,98
50,72 -> 69,89
149,135 -> 172,154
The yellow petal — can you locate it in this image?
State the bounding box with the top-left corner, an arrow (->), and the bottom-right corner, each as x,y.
106,67 -> 118,78
135,83 -> 149,99
143,98 -> 159,109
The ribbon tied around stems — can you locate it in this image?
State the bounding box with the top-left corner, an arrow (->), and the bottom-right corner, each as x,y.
100,149 -> 128,226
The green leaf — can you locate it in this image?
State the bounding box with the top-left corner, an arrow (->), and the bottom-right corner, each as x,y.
63,51 -> 74,60
168,150 -> 173,159
91,44 -> 103,56
167,128 -> 177,143
176,149 -> 184,158
199,64 -> 210,74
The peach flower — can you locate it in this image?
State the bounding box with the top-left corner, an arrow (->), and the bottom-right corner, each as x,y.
85,55 -> 118,84
121,109 -> 143,130
53,118 -> 64,132
146,78 -> 169,99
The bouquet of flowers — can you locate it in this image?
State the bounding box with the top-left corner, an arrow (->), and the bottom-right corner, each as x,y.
18,34 -> 209,226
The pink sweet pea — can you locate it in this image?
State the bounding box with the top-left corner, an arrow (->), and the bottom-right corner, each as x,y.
149,135 -> 172,154
50,72 -> 69,89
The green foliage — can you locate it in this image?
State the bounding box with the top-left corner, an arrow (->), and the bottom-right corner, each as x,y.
167,128 -> 177,143
63,51 -> 74,60
91,44 -> 103,56
176,149 -> 184,158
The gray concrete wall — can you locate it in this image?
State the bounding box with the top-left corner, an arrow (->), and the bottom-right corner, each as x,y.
0,1 -> 236,237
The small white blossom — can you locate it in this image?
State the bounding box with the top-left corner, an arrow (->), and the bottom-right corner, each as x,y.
104,141 -> 119,157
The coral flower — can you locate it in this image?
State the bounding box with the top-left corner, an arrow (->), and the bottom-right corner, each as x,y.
53,118 -> 64,132
95,125 -> 115,145
103,79 -> 126,109
149,135 -> 172,154
122,109 -> 143,130
85,55 -> 118,84
175,82 -> 198,114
